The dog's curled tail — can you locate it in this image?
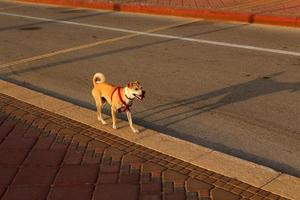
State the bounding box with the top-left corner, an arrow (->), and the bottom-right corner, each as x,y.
93,73 -> 106,86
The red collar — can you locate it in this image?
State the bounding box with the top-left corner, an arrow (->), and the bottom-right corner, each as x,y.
110,87 -> 131,112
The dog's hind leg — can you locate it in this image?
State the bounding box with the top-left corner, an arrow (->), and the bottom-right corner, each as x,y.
92,90 -> 107,125
97,100 -> 107,125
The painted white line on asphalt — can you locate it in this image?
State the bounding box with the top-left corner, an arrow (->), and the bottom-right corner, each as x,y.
0,11 -> 300,57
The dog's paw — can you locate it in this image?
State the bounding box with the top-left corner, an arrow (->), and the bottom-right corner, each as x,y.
113,125 -> 117,129
97,117 -> 107,125
132,128 -> 139,133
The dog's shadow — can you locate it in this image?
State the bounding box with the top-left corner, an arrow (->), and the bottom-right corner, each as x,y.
136,72 -> 300,127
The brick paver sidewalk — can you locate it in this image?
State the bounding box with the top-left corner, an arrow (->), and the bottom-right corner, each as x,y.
21,0 -> 300,27
112,0 -> 300,18
0,93 -> 288,200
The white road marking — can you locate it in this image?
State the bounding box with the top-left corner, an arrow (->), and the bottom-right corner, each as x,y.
0,11 -> 300,57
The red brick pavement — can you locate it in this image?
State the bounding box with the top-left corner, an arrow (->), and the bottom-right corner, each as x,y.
0,93 -> 289,200
19,0 -> 300,27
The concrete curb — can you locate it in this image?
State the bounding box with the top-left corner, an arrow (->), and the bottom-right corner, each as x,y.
1,79 -> 300,199
17,0 -> 300,28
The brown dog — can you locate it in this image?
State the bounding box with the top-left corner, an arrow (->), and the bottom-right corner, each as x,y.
91,73 -> 145,133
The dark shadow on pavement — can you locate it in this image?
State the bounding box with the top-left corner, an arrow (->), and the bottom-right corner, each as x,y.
137,72 -> 300,132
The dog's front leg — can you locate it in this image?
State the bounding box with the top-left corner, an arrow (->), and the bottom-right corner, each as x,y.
126,111 -> 139,133
111,107 -> 117,129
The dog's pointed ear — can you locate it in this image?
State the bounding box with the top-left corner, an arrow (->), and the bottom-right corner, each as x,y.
127,82 -> 133,88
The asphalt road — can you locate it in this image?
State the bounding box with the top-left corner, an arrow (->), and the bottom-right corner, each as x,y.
0,0 -> 299,177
